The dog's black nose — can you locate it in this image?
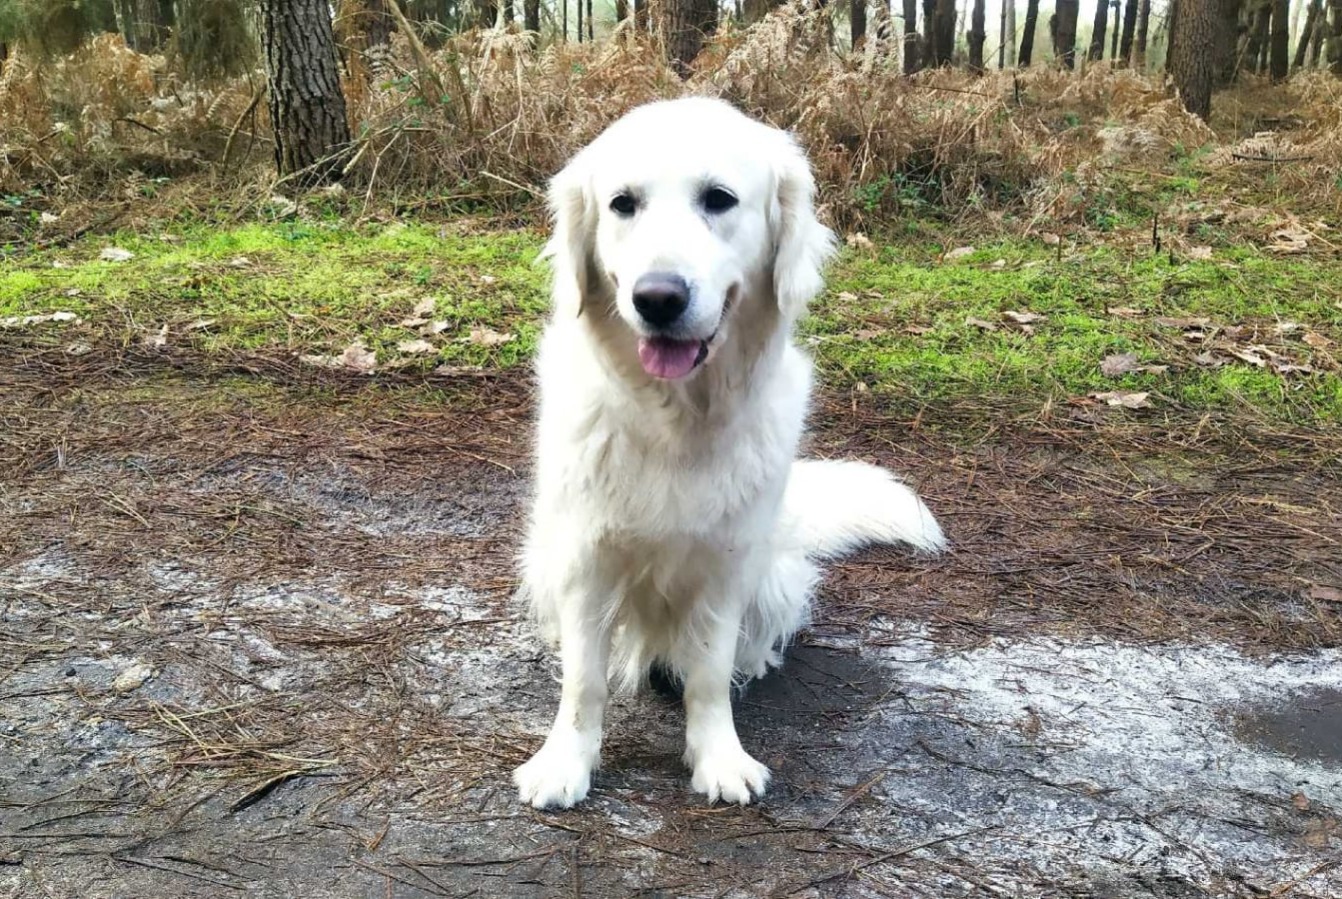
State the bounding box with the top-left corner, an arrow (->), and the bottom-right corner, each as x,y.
632,273 -> 690,328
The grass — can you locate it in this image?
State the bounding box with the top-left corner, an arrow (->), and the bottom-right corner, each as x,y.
3,221 -> 1340,422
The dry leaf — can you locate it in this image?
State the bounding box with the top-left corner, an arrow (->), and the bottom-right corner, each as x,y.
1292,792 -> 1311,811
1307,584 -> 1342,604
421,320 -> 451,335
1193,352 -> 1229,367
1003,310 -> 1045,325
1273,362 -> 1314,375
397,339 -> 436,355
1040,232 -> 1061,246
990,258 -> 1006,269
1301,819 -> 1336,850
478,275 -> 496,286
1,311 -> 81,329
846,232 -> 874,250
1267,227 -> 1309,253
1187,246 -> 1213,261
340,342 -> 377,372
112,662 -> 154,693
837,291 -> 859,302
186,319 -> 216,331
1107,306 -> 1144,318
466,327 -> 515,346
66,342 -> 93,356
1303,332 -> 1332,349
144,324 -> 169,349
39,211 -> 59,225
1101,353 -> 1169,377
227,256 -> 252,268
944,246 -> 975,261
966,317 -> 998,331
99,247 -> 134,262
854,329 -> 882,340
1231,348 -> 1267,367
1155,316 -> 1210,329
1274,321 -> 1301,335
1091,390 -> 1152,409
413,297 -> 436,316
904,325 -> 934,335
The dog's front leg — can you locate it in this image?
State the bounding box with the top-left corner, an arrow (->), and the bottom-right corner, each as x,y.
681,593 -> 770,805
514,580 -> 611,810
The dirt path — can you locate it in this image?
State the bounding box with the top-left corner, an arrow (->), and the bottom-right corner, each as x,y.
3,354 -> 1341,897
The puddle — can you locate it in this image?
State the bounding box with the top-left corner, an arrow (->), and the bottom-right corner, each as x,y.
1234,687 -> 1342,765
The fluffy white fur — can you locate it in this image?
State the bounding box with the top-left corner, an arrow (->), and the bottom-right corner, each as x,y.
512,97 -> 946,810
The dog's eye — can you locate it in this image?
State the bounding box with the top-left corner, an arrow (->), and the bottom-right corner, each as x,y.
610,192 -> 637,217
701,187 -> 738,214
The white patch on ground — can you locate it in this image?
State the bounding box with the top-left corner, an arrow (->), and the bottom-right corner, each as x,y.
862,626 -> 1342,892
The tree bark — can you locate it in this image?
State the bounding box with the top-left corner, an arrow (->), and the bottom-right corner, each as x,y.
1112,0 -> 1121,56
969,0 -> 986,67
1329,0 -> 1342,72
260,0 -> 352,187
1089,0 -> 1109,59
587,0 -> 594,40
1054,0 -> 1079,67
1212,0 -> 1239,83
525,0 -> 541,31
904,0 -> 923,70
852,0 -> 868,48
1269,0 -> 1290,76
1019,0 -> 1040,64
576,0 -> 583,41
932,0 -> 957,63
1004,0 -> 1017,63
923,0 -> 937,62
1294,0 -> 1320,65
1135,0 -> 1151,64
661,0 -> 718,75
1245,0 -> 1269,69
1170,0 -> 1216,119
1120,0 -> 1138,61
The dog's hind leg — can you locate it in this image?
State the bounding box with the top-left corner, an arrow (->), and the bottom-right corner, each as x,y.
734,547 -> 819,682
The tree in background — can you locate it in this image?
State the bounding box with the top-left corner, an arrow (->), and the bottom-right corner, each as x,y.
851,0 -> 866,48
1211,0 -> 1237,85
1089,0 -> 1109,59
1294,0 -> 1322,67
1054,0 -> 1079,67
968,0 -> 986,68
259,0 -> 352,186
1019,0 -> 1041,65
1119,0 -> 1138,62
1270,0 -> 1290,78
660,0 -> 718,75
1170,0 -> 1215,117
1001,0 -> 1016,66
903,0 -> 921,71
1135,0 -> 1152,64
1329,0 -> 1342,72
931,0 -> 956,64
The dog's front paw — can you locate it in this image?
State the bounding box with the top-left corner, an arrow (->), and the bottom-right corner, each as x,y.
513,741 -> 596,810
689,747 -> 771,805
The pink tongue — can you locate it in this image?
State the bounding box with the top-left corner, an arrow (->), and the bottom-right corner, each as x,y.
638,337 -> 702,379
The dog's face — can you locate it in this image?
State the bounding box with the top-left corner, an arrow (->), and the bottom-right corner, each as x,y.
545,98 -> 835,382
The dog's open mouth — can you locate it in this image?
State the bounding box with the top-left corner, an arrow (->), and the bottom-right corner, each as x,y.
637,336 -> 710,380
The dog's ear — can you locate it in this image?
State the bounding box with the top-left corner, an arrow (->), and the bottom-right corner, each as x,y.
539,151 -> 599,319
770,133 -> 836,320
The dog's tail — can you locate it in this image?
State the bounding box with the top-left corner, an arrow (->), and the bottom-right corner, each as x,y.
779,459 -> 947,560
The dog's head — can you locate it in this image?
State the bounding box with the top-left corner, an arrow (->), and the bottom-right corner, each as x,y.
543,97 -> 836,381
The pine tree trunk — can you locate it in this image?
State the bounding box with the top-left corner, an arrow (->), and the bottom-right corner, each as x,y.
1170,0 -> 1216,118
1005,0 -> 1017,63
1135,0 -> 1151,64
923,0 -> 937,62
969,0 -> 986,68
260,0 -> 352,187
1112,1 -> 1121,55
1294,0 -> 1320,65
587,0 -> 594,40
852,0 -> 868,48
661,0 -> 717,75
525,0 -> 541,32
932,0 -> 957,63
1212,0 -> 1239,83
562,0 -> 568,39
1090,0 -> 1109,59
1054,0 -> 1079,67
1019,0 -> 1040,64
1246,1 -> 1270,69
904,0 -> 923,70
576,0 -> 583,41
1120,0 -> 1138,61
1167,0 -> 1181,72
1329,0 -> 1342,72
1269,0 -> 1290,76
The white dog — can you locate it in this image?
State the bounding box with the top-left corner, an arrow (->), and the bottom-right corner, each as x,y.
512,97 -> 946,809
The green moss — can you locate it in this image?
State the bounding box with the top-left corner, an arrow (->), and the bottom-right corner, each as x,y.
4,224 -> 1339,423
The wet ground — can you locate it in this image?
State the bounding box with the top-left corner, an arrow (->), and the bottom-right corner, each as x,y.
2,361 -> 1341,897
